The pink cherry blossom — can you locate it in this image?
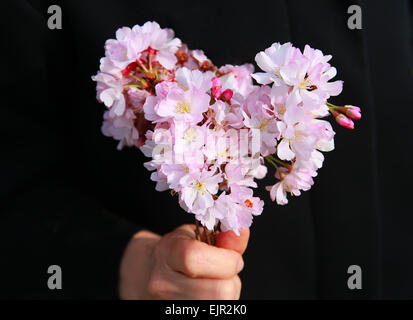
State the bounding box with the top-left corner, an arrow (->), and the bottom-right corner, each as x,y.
92,72 -> 125,116
219,64 -> 256,98
243,110 -> 280,157
104,26 -> 149,69
266,165 -> 314,205
144,80 -> 210,125
202,192 -> 247,235
101,109 -> 139,150
179,168 -> 222,212
229,184 -> 264,216
252,42 -> 300,85
93,24 -> 362,235
224,162 -> 257,188
161,153 -> 203,191
175,67 -> 214,92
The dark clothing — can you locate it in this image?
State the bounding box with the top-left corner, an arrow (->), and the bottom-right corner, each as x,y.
1,0 -> 413,299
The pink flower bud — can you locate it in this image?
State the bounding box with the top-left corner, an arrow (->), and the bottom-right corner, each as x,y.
332,111 -> 354,129
222,89 -> 233,101
211,77 -> 222,99
344,105 -> 361,120
212,86 -> 221,99
211,77 -> 221,87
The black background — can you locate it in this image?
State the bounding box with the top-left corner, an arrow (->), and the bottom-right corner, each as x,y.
1,0 -> 413,299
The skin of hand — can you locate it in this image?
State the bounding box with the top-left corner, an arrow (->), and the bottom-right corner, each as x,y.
118,224 -> 250,300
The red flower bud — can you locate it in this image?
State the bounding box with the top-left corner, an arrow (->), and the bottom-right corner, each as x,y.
212,86 -> 222,99
201,60 -> 214,71
176,50 -> 189,63
222,89 -> 233,101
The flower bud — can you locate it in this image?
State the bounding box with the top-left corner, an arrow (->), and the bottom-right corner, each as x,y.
343,105 -> 361,119
211,77 -> 222,99
222,89 -> 233,101
332,110 -> 354,129
211,77 -> 221,87
176,50 -> 189,63
201,60 -> 214,71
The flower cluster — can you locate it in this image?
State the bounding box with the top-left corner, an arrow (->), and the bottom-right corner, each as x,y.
92,22 -> 361,235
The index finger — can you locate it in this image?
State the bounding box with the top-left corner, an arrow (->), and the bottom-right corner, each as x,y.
166,226 -> 244,279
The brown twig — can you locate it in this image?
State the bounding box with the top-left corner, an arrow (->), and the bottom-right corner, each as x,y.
195,219 -> 201,241
203,226 -> 211,245
194,219 -> 219,245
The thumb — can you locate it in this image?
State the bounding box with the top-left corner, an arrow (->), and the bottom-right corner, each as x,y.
215,228 -> 250,255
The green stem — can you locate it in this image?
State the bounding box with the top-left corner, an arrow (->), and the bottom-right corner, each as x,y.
154,66 -> 160,82
125,83 -> 143,88
265,156 -> 279,169
268,154 -> 290,168
326,101 -> 340,110
137,60 -> 149,74
129,75 -> 141,81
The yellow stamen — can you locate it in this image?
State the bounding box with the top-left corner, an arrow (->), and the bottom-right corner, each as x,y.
259,118 -> 268,130
176,100 -> 192,114
195,181 -> 205,195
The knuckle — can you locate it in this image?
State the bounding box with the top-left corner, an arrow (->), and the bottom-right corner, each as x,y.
169,235 -> 184,253
173,224 -> 196,238
179,241 -> 199,277
147,274 -> 169,298
169,237 -> 199,277
162,231 -> 177,249
180,224 -> 195,231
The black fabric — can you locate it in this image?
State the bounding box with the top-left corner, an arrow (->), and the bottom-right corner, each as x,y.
1,0 -> 412,299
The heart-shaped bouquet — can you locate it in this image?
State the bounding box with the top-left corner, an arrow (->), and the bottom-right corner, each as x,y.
92,21 -> 361,241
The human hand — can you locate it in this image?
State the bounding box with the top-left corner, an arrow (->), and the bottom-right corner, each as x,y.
118,224 -> 249,299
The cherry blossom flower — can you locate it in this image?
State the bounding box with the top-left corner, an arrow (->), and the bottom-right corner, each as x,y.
252,42 -> 299,85
179,169 -> 222,212
101,109 -> 139,150
143,80 -> 210,125
266,165 -> 314,205
92,72 -> 125,116
219,64 -> 256,98
93,24 -> 362,235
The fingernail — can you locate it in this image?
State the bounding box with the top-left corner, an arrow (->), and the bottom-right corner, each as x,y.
237,258 -> 244,273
